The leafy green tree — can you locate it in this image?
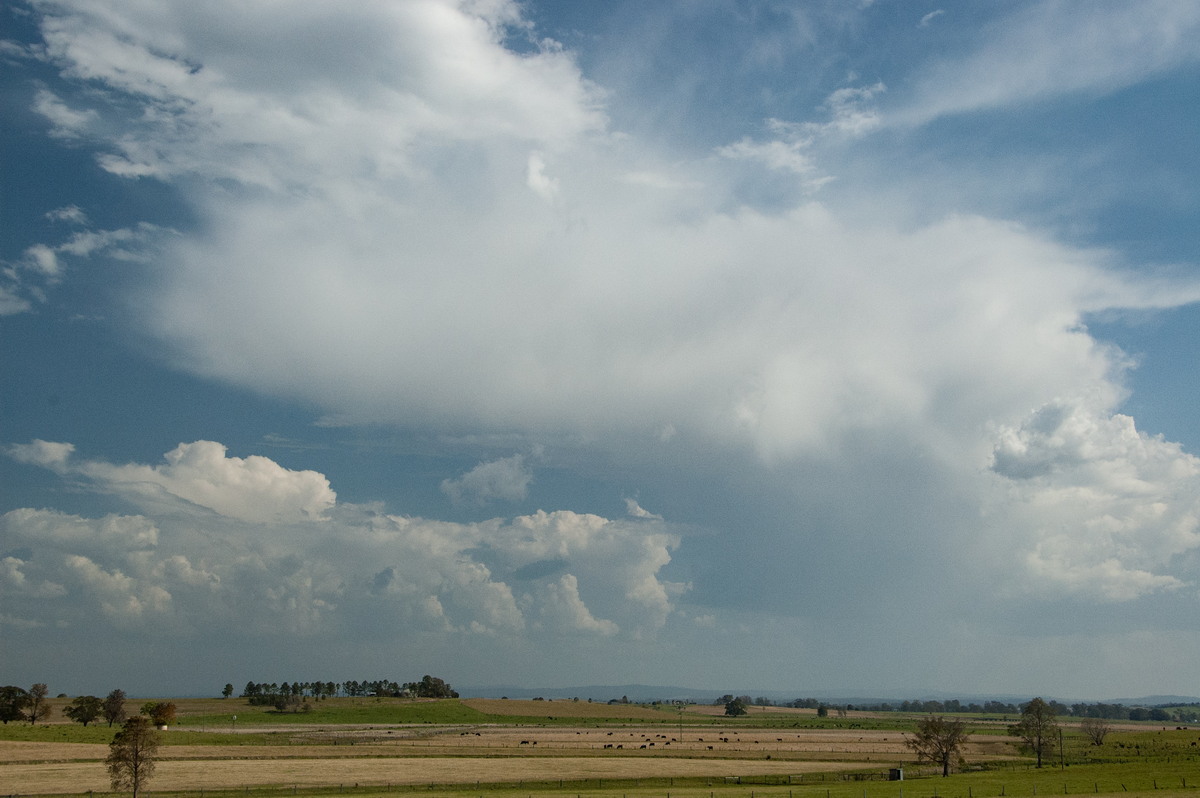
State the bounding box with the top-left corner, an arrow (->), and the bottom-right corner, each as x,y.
724,697 -> 748,716
140,701 -> 176,727
26,683 -> 51,725
65,695 -> 105,727
106,716 -> 159,798
407,675 -> 458,698
905,715 -> 969,776
104,690 -> 128,727
0,686 -> 30,724
1008,697 -> 1058,768
222,683 -> 234,699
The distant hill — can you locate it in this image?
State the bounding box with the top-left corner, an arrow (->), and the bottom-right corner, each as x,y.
1107,695 -> 1200,706
459,684 -> 723,703
458,684 -> 1200,706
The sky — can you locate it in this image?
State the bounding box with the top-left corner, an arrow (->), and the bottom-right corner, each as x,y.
2,0 -> 1200,701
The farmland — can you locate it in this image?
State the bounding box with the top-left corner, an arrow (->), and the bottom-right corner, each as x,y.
1,698 -> 1197,798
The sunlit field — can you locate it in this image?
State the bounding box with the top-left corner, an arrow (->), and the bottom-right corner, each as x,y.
2,699 -> 1196,798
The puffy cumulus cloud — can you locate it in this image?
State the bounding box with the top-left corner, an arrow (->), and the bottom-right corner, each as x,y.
0,555 -> 67,600
2,508 -> 159,551
65,554 -> 173,624
2,442 -> 682,642
441,454 -> 532,504
354,508 -> 681,637
0,511 -> 173,630
537,574 -> 618,636
8,440 -> 76,471
12,439 -> 336,523
496,510 -> 683,634
989,400 -> 1200,601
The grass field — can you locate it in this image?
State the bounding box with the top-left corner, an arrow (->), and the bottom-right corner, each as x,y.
2,699 -> 1196,798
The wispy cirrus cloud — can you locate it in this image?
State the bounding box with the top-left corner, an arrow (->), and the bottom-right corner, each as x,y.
893,1 -> 1200,126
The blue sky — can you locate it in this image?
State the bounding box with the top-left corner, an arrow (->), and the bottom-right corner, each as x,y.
3,0 -> 1200,700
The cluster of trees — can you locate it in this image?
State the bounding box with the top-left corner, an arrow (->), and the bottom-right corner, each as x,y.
0,683 -> 52,724
238,674 -> 457,707
0,686 -> 178,731
1,685 -> 125,727
905,697 -> 1073,778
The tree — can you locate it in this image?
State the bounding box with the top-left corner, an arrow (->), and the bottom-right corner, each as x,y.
905,715 -> 970,776
1079,717 -> 1112,746
65,695 -> 105,727
26,683 -> 51,725
406,675 -> 458,698
1009,697 -> 1059,768
724,697 -> 748,716
106,716 -> 159,798
104,690 -> 128,727
141,701 -> 176,728
0,686 -> 30,725
222,683 -> 234,699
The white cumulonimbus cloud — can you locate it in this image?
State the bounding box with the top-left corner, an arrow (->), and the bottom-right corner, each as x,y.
9,0 -> 1200,681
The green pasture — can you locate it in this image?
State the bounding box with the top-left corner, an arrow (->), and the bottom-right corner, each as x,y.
179,699 -> 495,728
24,762 -> 1200,798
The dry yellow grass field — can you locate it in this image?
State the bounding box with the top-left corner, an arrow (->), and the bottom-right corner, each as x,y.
0,753 -> 866,794
0,721 -> 1016,795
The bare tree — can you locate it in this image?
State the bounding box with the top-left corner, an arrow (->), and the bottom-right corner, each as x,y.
905,715 -> 970,776
106,716 -> 160,798
1080,716 -> 1112,746
1008,697 -> 1059,768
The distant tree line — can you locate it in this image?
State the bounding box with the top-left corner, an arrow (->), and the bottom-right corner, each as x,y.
239,675 -> 457,709
741,696 -> 1194,722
